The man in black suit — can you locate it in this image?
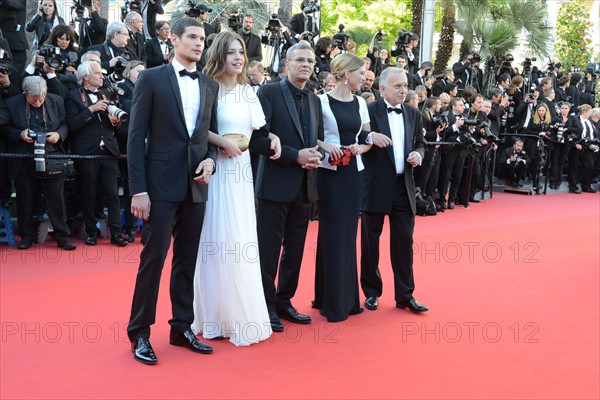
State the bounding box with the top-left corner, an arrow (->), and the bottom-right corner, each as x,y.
79,0 -> 107,54
124,11 -> 146,62
126,17 -> 218,365
0,0 -> 28,72
360,67 -> 427,313
452,54 -> 473,91
88,22 -> 134,73
65,61 -> 128,247
497,138 -> 530,187
238,14 -> 262,62
1,76 -> 76,251
250,41 -> 324,332
290,0 -> 319,41
144,20 -> 171,68
139,0 -> 164,40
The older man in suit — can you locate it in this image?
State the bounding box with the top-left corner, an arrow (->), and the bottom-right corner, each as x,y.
250,41 -> 324,332
360,67 -> 428,313
126,17 -> 218,365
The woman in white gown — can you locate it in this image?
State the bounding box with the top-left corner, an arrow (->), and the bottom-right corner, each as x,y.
191,31 -> 281,346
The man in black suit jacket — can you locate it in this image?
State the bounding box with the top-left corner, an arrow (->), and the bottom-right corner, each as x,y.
250,41 -> 324,332
238,14 -> 262,62
1,76 -> 75,250
452,54 -> 473,90
290,1 -> 319,40
360,67 -> 427,313
126,18 -> 218,365
124,11 -> 147,62
79,0 -> 107,54
144,20 -> 172,68
88,22 -> 134,74
65,61 -> 127,248
139,0 -> 164,40
0,0 -> 28,72
357,70 -> 380,100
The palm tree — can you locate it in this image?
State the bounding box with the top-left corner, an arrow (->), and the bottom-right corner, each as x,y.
412,0 -> 423,38
433,0 -> 456,74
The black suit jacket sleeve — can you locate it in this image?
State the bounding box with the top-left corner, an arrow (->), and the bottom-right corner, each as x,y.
144,38 -> 166,68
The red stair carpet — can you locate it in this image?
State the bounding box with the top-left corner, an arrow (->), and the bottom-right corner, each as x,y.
1,192 -> 598,399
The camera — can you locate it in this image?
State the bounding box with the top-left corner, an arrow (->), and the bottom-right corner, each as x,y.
72,0 -> 91,21
477,120 -> 498,142
431,112 -> 449,129
391,29 -> 412,58
101,75 -> 128,122
511,148 -> 526,165
265,14 -> 282,32
457,118 -> 482,148
27,131 -> 48,172
521,57 -> 536,74
38,45 -> 63,69
105,56 -> 127,84
374,29 -> 388,42
228,13 -> 243,31
121,0 -> 141,21
0,49 -> 10,75
303,0 -> 320,14
332,24 -> 350,51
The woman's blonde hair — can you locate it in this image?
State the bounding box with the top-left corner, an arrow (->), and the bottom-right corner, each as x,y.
203,31 -> 248,85
577,104 -> 592,114
330,53 -> 365,81
532,103 -> 552,125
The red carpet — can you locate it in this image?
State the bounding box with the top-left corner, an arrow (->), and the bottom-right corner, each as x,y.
1,192 -> 599,399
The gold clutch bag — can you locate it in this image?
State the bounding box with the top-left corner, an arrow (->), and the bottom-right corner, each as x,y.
223,133 -> 249,152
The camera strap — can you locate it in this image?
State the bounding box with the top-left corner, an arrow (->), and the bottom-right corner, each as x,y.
25,102 -> 48,133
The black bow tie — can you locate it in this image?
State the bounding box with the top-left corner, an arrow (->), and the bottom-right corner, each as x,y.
179,69 -> 199,80
387,106 -> 403,114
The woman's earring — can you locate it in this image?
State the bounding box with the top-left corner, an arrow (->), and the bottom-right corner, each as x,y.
344,79 -> 348,85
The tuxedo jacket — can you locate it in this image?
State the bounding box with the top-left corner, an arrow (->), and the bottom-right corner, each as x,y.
144,37 -> 171,68
65,86 -> 120,156
239,31 -> 262,62
79,11 -> 108,53
362,99 -> 425,215
0,93 -> 68,178
88,41 -> 134,73
126,30 -> 146,62
452,61 -> 470,88
249,78 -> 324,203
127,63 -> 218,203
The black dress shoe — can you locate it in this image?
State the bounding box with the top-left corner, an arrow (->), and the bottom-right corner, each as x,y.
364,296 -> 379,311
125,231 -> 136,243
269,312 -> 284,332
447,201 -> 455,210
277,306 -> 311,324
131,337 -> 157,365
85,235 -> 97,246
469,198 -> 480,203
569,188 -> 582,194
169,330 -> 213,354
582,187 -> 597,193
396,298 -> 429,313
17,238 -> 33,250
111,234 -> 128,247
57,240 -> 77,250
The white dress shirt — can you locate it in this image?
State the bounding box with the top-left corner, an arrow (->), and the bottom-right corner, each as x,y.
172,58 -> 201,137
384,100 -> 406,175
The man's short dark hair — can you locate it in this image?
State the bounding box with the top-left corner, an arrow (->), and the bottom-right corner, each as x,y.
444,82 -> 457,94
497,74 -> 510,85
155,20 -> 169,31
488,88 -> 503,99
424,96 -> 439,110
449,97 -> 464,109
171,17 -> 203,38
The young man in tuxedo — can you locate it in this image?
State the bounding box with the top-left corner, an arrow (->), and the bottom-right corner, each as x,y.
126,17 -> 218,365
360,67 -> 428,313
250,41 -> 324,332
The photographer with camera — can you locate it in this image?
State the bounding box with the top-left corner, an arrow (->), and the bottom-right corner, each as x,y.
497,138 -> 530,187
26,0 -> 66,52
88,22 -> 133,74
545,102 -> 578,189
42,24 -> 79,75
437,97 -> 468,210
582,68 -> 597,97
134,0 -> 164,40
290,0 -> 320,42
78,0 -> 108,54
432,68 -> 454,97
23,44 -> 70,98
367,32 -> 390,77
418,96 -> 445,203
570,104 -> 598,193
554,76 -> 570,103
65,61 -> 127,246
525,103 -> 554,191
452,53 -> 475,91
409,61 -> 435,93
0,76 -> 75,250
314,37 -> 339,74
566,72 -> 582,109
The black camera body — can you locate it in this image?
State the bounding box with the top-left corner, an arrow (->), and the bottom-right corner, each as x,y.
392,29 -> 411,58
374,29 -> 388,43
228,13 -> 243,31
457,118 -> 482,148
333,24 -> 350,51
38,45 -> 63,70
431,112 -> 449,129
511,148 -> 527,165
121,0 -> 141,21
0,48 -> 10,75
303,0 -> 320,14
27,131 -> 48,172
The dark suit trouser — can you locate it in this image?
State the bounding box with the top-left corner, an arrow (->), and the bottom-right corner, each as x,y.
579,150 -> 595,189
549,144 -> 570,186
438,148 -> 466,203
361,174 -> 415,302
15,165 -> 71,242
127,194 -> 205,341
257,191 -> 311,312
77,158 -> 121,235
567,150 -> 580,190
424,148 -> 441,199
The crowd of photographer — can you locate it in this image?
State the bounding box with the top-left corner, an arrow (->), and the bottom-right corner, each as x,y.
0,0 -> 599,251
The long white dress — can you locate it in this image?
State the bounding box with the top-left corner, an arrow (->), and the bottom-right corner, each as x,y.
191,83 -> 272,346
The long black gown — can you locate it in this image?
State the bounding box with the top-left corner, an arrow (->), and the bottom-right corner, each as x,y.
314,95 -> 366,322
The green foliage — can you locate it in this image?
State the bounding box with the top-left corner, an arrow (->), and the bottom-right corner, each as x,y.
455,0 -> 551,58
554,0 -> 593,70
320,0 -> 412,54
